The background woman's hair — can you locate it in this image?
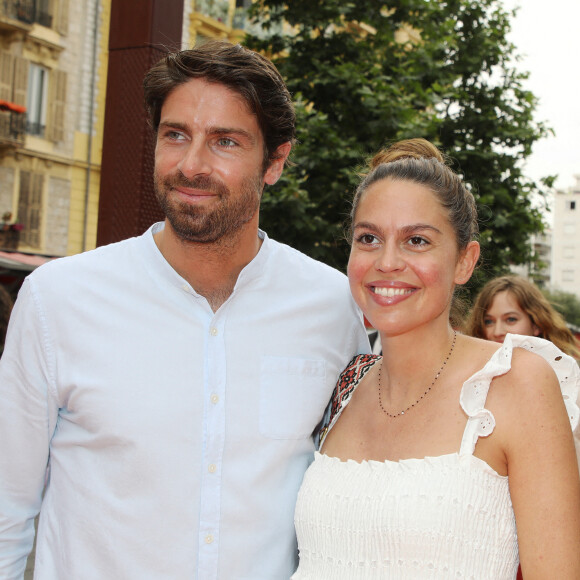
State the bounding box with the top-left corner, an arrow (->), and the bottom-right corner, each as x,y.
466,275 -> 580,359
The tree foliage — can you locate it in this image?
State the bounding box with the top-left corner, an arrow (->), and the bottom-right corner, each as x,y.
543,289 -> 580,329
245,0 -> 552,297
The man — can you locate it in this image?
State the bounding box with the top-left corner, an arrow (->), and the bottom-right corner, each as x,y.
0,41 -> 368,579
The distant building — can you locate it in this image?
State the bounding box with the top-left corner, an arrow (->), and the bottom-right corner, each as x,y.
550,175 -> 580,300
0,0 -> 108,260
510,231 -> 552,289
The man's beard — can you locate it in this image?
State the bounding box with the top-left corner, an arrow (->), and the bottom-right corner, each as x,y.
154,171 -> 263,244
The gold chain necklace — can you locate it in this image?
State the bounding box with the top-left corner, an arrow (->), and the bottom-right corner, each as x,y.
378,330 -> 457,418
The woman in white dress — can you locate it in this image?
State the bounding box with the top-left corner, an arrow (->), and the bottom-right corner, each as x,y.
292,139 -> 580,579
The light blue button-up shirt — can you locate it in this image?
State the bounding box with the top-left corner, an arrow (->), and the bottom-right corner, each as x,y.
0,223 -> 369,579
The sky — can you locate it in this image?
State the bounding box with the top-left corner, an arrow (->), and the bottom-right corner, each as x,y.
503,0 -> 580,195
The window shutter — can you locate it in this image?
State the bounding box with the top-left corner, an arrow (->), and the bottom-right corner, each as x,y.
18,171 -> 44,248
12,56 -> 29,107
28,173 -> 43,247
17,171 -> 30,244
48,69 -> 66,142
0,51 -> 14,101
56,0 -> 69,35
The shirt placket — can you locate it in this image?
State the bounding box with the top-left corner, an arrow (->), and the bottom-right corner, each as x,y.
198,313 -> 226,579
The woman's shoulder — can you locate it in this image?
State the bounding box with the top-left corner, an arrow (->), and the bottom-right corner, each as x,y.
488,335 -> 579,431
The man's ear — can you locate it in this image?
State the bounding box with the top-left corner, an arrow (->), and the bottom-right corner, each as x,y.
264,142 -> 292,185
454,241 -> 480,285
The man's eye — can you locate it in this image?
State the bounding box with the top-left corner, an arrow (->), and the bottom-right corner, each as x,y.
164,130 -> 186,141
217,138 -> 236,147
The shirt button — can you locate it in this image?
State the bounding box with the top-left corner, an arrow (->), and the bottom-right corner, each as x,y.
210,327 -> 218,336
210,394 -> 219,404
205,534 -> 214,544
208,464 -> 216,473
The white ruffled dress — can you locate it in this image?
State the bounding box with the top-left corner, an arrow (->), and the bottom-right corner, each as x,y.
292,335 -> 580,580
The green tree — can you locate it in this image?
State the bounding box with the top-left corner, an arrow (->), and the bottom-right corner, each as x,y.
245,0 -> 552,292
543,289 -> 580,329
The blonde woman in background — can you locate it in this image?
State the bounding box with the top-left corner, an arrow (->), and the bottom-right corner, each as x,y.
466,274 -> 580,359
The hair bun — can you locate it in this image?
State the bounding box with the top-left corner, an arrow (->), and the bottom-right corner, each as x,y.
370,138 -> 445,169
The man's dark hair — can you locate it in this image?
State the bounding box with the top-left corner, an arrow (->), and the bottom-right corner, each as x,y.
143,40 -> 295,166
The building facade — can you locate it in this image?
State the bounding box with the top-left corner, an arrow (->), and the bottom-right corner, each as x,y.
550,175 -> 580,299
0,0 -> 110,259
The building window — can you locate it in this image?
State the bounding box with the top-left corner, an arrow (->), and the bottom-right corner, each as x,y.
567,200 -> 577,211
18,171 -> 43,248
562,270 -> 575,283
36,0 -> 53,27
563,246 -> 575,259
26,64 -> 48,137
563,223 -> 576,235
195,0 -> 230,23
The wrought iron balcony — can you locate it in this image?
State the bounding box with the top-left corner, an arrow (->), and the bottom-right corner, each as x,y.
0,109 -> 25,146
0,0 -> 52,27
0,0 -> 33,24
25,119 -> 44,137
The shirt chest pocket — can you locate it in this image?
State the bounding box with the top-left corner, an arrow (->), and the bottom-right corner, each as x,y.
259,356 -> 328,439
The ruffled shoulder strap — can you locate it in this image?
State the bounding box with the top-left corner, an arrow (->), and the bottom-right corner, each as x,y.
459,334 -> 580,456
508,334 -> 579,430
316,354 -> 380,449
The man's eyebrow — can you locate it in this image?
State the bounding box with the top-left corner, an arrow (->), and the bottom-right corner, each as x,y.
158,121 -> 187,131
210,126 -> 257,145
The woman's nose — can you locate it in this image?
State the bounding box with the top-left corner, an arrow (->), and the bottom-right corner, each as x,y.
375,242 -> 405,273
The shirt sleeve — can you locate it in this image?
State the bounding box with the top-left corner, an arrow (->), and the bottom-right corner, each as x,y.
0,277 -> 58,578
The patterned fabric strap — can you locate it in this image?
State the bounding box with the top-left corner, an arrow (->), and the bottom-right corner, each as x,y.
317,354 -> 379,448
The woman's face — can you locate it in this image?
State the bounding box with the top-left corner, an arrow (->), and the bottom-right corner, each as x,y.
483,290 -> 540,343
347,178 -> 478,337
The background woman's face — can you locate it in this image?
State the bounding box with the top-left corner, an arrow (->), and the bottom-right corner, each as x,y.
483,290 -> 540,343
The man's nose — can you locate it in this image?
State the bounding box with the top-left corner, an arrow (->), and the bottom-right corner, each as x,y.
177,141 -> 211,178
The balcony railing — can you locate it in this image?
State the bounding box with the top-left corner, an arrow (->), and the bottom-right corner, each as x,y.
0,226 -> 20,250
0,110 -> 25,144
195,0 -> 230,24
0,0 -> 52,27
25,119 -> 44,137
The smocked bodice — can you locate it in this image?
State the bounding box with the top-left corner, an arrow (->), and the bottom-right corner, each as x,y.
292,335 -> 580,579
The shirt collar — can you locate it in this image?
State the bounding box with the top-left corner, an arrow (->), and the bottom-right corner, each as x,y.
141,222 -> 272,295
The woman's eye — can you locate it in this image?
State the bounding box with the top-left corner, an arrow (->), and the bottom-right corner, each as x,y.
408,236 -> 428,247
483,319 -> 493,327
357,233 -> 379,245
506,317 -> 519,324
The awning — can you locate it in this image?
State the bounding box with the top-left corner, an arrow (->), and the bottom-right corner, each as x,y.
0,250 -> 56,272
0,100 -> 26,114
